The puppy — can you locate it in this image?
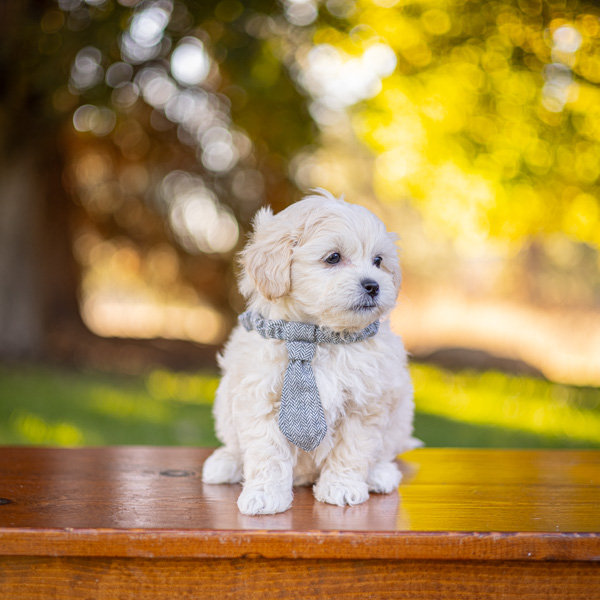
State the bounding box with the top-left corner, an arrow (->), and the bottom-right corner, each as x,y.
202,189 -> 416,515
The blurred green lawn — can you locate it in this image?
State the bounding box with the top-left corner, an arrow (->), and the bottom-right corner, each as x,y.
0,364 -> 599,448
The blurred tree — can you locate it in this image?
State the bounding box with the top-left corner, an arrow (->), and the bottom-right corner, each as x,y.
1,0 -> 599,367
350,0 -> 600,249
0,0 -> 313,362
294,0 -> 600,287
0,0 -> 81,358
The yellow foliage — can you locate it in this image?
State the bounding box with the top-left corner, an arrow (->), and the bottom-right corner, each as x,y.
328,1 -> 600,249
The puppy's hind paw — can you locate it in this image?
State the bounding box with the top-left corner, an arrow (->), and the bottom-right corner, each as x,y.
237,487 -> 293,515
367,462 -> 402,494
313,478 -> 369,507
202,447 -> 243,484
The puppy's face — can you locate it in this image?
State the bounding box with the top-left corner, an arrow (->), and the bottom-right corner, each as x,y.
240,192 -> 401,331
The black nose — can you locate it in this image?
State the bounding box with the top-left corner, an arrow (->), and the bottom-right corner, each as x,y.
361,279 -> 379,298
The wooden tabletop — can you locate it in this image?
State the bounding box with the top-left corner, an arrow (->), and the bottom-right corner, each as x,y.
0,447 -> 599,561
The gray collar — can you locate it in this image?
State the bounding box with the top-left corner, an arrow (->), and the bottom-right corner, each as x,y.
239,311 -> 379,451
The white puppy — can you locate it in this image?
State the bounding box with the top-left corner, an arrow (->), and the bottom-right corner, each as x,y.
202,189 -> 416,515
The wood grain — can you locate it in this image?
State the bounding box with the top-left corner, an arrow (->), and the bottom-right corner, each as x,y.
0,557 -> 599,600
1,447 -> 599,530
0,447 -> 599,599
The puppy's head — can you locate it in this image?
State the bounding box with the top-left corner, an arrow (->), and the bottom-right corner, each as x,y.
239,189 -> 401,330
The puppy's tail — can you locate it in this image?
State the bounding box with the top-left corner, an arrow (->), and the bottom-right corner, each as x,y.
403,437 -> 425,452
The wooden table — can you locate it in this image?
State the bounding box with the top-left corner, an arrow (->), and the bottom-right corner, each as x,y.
0,447 -> 599,599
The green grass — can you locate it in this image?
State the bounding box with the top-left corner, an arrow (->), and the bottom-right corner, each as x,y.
0,363 -> 599,448
0,367 -> 219,447
411,364 -> 600,448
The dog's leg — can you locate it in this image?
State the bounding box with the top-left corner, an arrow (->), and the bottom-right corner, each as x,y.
237,421 -> 294,515
202,446 -> 243,484
313,412 -> 393,507
202,372 -> 244,484
362,385 -> 415,493
366,461 -> 402,493
313,471 -> 370,507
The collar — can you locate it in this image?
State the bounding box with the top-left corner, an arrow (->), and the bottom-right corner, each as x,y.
239,311 -> 380,346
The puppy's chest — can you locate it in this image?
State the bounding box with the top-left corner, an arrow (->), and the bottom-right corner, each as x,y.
311,341 -> 386,407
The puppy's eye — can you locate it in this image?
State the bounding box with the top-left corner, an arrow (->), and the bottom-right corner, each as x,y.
325,252 -> 341,265
373,256 -> 383,268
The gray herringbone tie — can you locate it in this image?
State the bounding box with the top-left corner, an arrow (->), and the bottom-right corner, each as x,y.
239,311 -> 379,452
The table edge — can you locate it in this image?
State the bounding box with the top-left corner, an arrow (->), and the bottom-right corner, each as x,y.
1,528 -> 599,561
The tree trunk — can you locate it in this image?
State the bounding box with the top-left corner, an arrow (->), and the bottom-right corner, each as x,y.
0,149 -> 45,358
0,137 -> 84,360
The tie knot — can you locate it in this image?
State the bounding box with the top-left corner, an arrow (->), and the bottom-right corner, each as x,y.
286,340 -> 316,362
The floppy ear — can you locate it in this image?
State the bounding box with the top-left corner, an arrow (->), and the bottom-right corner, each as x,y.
238,207 -> 295,301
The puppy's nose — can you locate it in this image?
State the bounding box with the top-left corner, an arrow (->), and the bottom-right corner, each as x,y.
361,279 -> 379,298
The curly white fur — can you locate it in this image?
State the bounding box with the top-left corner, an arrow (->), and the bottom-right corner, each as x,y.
202,189 -> 417,515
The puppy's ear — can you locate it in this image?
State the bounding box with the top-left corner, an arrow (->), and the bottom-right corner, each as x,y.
239,207 -> 295,301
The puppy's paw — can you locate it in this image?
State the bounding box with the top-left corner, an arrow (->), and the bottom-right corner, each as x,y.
202,447 -> 243,484
367,462 -> 402,494
237,486 -> 293,515
313,477 -> 369,507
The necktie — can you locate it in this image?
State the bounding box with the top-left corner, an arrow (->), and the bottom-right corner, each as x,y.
239,311 -> 379,452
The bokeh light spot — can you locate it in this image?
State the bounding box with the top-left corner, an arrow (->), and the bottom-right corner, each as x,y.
171,38 -> 211,86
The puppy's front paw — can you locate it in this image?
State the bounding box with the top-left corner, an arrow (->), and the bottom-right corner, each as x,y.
237,486 -> 293,515
367,462 -> 402,494
313,478 -> 369,507
202,447 -> 243,484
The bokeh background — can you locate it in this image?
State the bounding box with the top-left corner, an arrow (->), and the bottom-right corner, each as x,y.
1,0 -> 599,448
